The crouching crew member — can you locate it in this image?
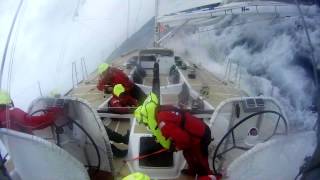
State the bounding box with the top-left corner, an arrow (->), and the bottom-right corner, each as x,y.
97,63 -> 146,103
134,93 -> 213,177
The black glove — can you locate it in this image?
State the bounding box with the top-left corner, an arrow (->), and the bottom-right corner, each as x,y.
168,142 -> 177,152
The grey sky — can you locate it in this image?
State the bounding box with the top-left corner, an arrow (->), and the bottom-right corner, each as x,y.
0,0 -> 155,110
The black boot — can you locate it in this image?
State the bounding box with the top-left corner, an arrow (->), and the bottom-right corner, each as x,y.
123,130 -> 130,144
105,126 -> 127,144
111,144 -> 128,158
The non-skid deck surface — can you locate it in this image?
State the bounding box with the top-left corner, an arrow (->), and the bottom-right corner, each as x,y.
67,50 -> 245,179
144,74 -> 169,86
180,66 -> 246,107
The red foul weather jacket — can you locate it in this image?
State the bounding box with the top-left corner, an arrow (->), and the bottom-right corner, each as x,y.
97,67 -> 134,92
156,106 -> 207,150
0,107 -> 61,133
156,105 -> 212,176
108,94 -> 138,114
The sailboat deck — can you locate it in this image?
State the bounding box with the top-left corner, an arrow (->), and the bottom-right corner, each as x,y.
67,51 -> 246,179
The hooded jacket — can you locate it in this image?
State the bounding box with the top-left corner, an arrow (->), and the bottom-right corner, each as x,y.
97,67 -> 134,92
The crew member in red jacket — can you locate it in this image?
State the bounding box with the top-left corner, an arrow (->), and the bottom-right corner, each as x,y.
0,91 -> 62,133
134,93 -> 213,177
97,63 -> 146,103
157,105 -> 213,176
108,84 -> 138,114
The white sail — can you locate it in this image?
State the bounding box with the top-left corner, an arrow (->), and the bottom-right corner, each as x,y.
158,1 -> 303,24
158,0 -> 222,17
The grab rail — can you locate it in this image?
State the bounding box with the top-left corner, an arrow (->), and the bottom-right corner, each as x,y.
72,57 -> 88,88
72,61 -> 79,88
80,57 -> 88,81
224,58 -> 241,88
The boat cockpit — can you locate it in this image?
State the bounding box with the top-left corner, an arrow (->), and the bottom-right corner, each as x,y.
0,48 -> 297,180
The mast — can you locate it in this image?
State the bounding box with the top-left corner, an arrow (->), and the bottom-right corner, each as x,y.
154,0 -> 160,47
0,0 -> 24,88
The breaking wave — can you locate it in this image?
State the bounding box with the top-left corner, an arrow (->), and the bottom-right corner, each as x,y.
166,5 -> 320,129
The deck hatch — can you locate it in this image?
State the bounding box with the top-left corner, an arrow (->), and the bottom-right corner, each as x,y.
139,137 -> 174,167
241,98 -> 265,113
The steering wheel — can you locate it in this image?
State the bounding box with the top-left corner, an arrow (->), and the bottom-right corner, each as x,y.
212,110 -> 288,174
29,109 -> 101,176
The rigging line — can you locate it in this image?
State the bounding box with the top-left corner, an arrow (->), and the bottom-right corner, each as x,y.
6,0 -> 27,131
0,0 -> 24,88
134,0 -> 143,32
294,0 -> 318,88
7,39 -> 16,93
7,53 -> 14,93
127,0 -> 130,40
7,0 -> 27,94
7,29 -> 17,93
